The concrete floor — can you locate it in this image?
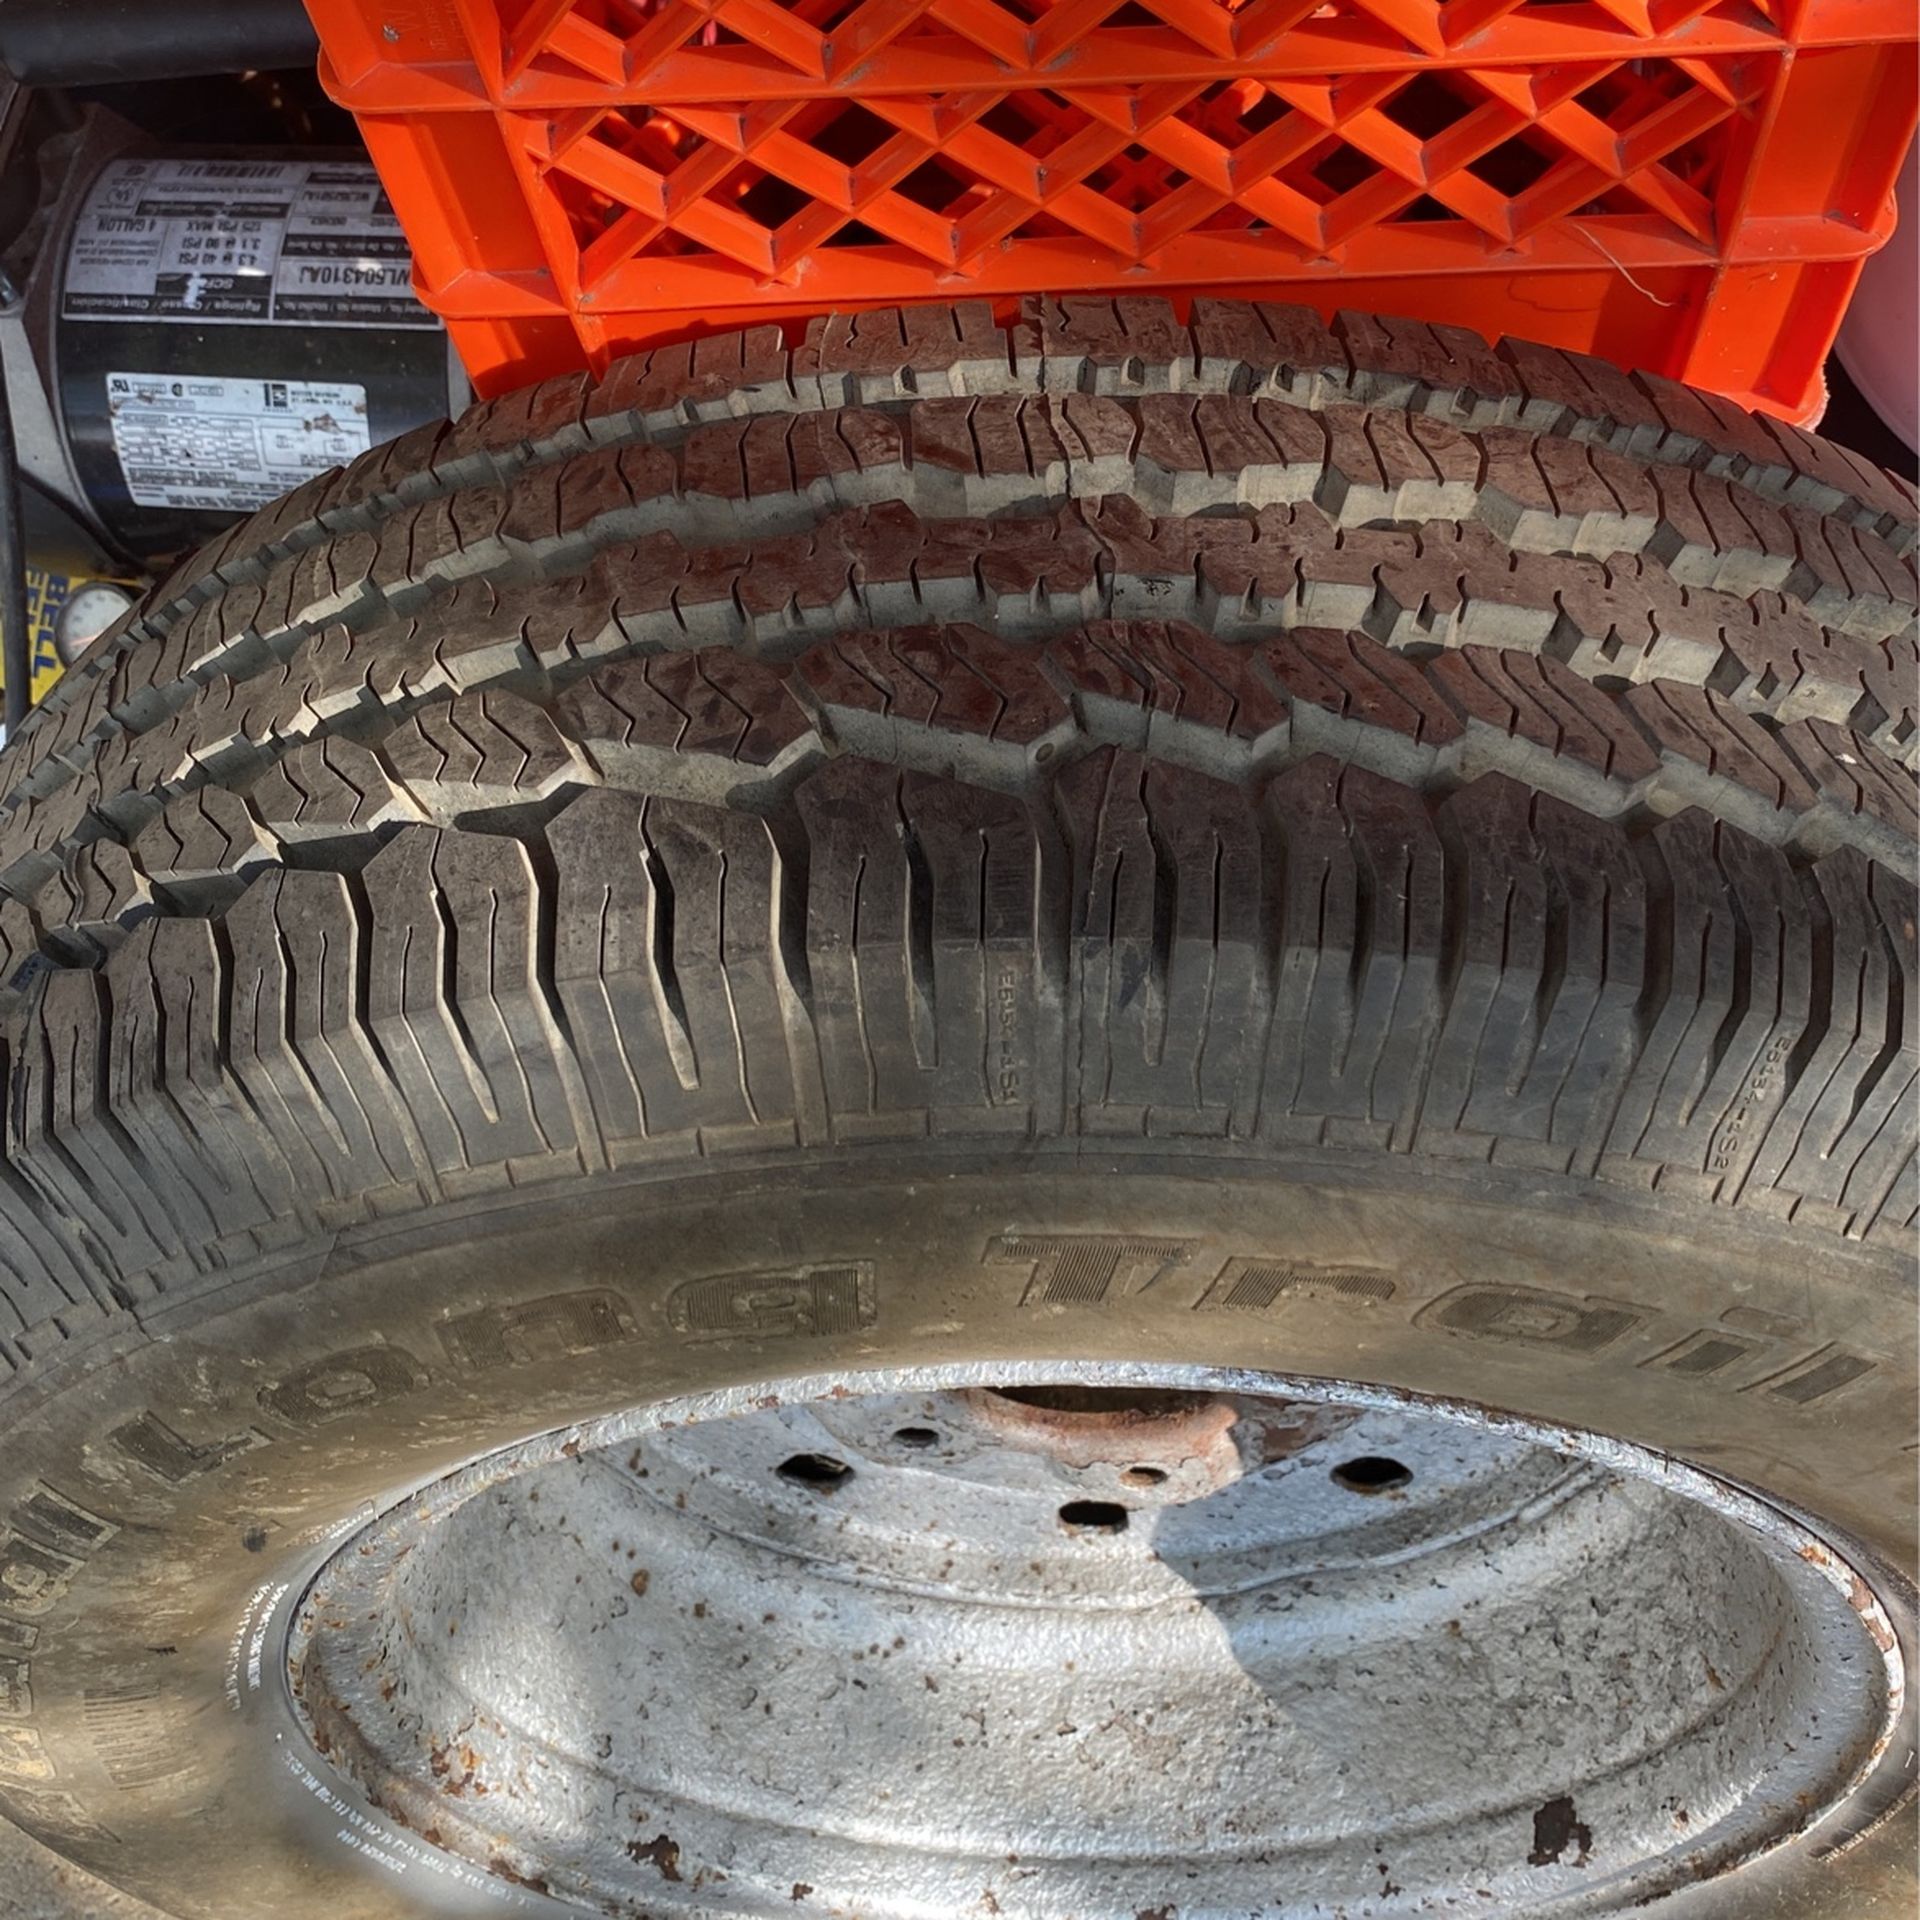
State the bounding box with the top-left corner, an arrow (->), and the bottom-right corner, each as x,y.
0,1823 -> 161,1920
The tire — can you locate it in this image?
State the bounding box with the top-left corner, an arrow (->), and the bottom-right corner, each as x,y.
0,297 -> 1912,1920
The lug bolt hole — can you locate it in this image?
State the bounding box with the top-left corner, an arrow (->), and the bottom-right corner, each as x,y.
1059,1500 -> 1130,1533
777,1453 -> 853,1492
892,1427 -> 940,1450
1331,1455 -> 1412,1495
1121,1466 -> 1168,1488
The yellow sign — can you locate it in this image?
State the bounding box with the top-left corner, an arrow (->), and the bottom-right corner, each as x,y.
1,568 -> 76,710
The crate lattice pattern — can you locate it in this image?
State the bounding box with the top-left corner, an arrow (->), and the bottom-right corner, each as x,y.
513,0 -> 1768,286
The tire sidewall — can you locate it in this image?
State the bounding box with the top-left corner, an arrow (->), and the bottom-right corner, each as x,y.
0,1146 -> 1913,1919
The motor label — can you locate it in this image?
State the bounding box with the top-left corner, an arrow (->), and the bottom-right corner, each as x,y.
105,371 -> 371,512
64,158 -> 434,328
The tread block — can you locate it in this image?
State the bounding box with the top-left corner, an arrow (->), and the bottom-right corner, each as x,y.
248,736 -> 426,843
103,919 -> 296,1241
1742,853 -> 1917,1233
1623,681 -> 1819,817
0,1107 -> 101,1336
796,758 -> 1050,1135
1042,620 -> 1287,764
1258,755 -> 1444,1142
382,688 -> 593,813
1335,310 -> 1520,423
1018,294 -> 1191,395
1777,717 -> 1920,842
1603,812 -> 1812,1200
546,788 -> 802,1149
131,786 -> 280,899
797,624 -> 1070,771
1056,749 -> 1268,1134
223,868 -> 430,1207
1420,779 -> 1646,1170
1188,296 -> 1347,402
558,651 -> 818,790
360,826 -> 578,1176
7,968 -> 180,1277
798,302 -> 1016,405
1429,648 -> 1660,785
52,839 -> 156,951
1260,628 -> 1461,753
587,325 -> 792,439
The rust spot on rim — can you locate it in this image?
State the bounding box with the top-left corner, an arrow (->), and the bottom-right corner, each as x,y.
487,1855 -> 550,1894
970,1384 -> 1239,1473
628,1833 -> 684,1881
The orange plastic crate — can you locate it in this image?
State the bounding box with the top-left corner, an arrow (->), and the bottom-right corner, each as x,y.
308,0 -> 1916,421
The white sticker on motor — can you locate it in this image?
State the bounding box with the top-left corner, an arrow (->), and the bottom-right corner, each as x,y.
64,157 -> 432,328
105,371 -> 370,512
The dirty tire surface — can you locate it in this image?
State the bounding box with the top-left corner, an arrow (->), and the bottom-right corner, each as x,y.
0,297 -> 1911,1920
0,1820 -> 164,1920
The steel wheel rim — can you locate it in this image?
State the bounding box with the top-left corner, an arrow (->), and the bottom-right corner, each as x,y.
289,1363 -> 1904,1918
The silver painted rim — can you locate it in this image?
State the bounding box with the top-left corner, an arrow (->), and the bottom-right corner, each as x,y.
289,1364 -> 1904,1919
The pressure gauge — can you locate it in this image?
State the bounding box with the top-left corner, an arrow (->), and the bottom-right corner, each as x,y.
54,578 -> 135,663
